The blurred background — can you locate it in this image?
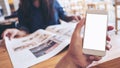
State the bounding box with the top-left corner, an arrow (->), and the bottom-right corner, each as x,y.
0,0 -> 119,34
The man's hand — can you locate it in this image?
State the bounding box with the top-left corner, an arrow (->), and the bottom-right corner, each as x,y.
56,19 -> 113,68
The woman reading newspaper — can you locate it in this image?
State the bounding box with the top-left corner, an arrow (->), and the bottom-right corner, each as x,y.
2,18 -> 113,68
2,0 -> 81,35
0,0 -> 81,39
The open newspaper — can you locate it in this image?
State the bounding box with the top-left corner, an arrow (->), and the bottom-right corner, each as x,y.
4,23 -> 77,68
4,22 -> 120,68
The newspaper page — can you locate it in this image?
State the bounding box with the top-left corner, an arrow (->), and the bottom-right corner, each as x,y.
5,29 -> 70,68
46,23 -> 77,38
46,23 -> 84,38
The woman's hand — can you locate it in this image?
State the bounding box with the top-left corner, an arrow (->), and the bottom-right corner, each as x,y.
2,28 -> 28,40
56,19 -> 113,68
73,16 -> 81,21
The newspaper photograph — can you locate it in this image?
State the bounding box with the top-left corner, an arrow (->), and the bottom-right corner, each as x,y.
5,29 -> 70,68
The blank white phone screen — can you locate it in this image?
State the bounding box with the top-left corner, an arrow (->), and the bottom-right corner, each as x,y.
83,14 -> 107,51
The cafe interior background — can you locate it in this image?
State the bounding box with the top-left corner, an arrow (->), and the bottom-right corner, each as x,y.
0,0 -> 120,48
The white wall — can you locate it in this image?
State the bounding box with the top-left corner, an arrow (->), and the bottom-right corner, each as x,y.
4,0 -> 11,15
13,0 -> 19,10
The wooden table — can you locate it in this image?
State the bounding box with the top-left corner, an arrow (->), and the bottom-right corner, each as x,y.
0,41 -> 120,68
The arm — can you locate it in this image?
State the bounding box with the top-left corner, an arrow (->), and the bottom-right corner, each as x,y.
4,11 -> 18,19
56,19 -> 88,68
16,9 -> 30,33
56,19 -> 112,68
55,0 -> 78,22
56,54 -> 79,68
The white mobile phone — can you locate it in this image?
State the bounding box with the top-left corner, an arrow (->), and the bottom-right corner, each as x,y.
83,10 -> 108,56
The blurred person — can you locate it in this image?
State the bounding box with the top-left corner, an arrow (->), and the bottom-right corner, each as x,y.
2,0 -> 81,38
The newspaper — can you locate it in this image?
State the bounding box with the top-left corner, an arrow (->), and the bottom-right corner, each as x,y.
46,23 -> 77,38
4,23 -> 77,68
5,23 -> 120,68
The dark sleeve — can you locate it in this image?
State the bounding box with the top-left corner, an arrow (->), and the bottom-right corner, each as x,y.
4,11 -> 18,19
16,9 -> 30,33
55,0 -> 74,22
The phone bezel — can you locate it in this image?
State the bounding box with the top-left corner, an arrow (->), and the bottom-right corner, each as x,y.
83,10 -> 108,56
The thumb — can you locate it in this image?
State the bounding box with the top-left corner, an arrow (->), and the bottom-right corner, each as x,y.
2,30 -> 10,39
74,18 -> 85,34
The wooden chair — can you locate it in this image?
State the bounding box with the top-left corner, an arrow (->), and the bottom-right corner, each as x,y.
97,2 -> 107,10
87,3 -> 97,10
115,0 -> 120,34
87,1 -> 107,10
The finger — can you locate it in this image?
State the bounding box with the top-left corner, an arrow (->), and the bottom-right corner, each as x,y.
10,32 -> 17,40
74,18 -> 85,34
2,30 -> 9,38
106,46 -> 110,50
106,43 -> 112,50
106,35 -> 111,41
94,56 -> 102,61
77,16 -> 81,20
1,31 -> 7,38
89,56 -> 95,60
75,16 -> 79,21
107,26 -> 114,31
89,56 -> 102,61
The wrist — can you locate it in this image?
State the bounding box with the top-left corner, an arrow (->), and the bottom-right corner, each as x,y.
18,30 -> 28,37
56,53 -> 81,68
67,51 -> 88,68
64,53 -> 80,68
56,54 -> 76,68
